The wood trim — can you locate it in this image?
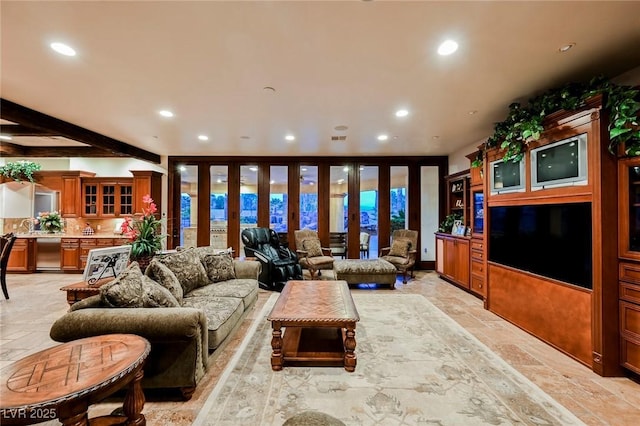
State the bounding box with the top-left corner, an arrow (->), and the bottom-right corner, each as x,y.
0,98 -> 160,164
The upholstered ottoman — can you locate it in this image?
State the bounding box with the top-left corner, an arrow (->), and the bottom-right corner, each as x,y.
333,259 -> 397,289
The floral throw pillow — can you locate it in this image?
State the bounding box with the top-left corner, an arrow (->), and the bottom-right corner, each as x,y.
146,259 -> 184,303
155,248 -> 209,294
100,262 -> 179,308
388,238 -> 411,258
302,238 -> 323,258
201,254 -> 236,283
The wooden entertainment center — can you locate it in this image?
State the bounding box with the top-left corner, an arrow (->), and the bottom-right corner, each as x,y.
437,95 -> 640,377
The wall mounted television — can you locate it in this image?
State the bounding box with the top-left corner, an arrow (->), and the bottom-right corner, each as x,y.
530,133 -> 588,190
489,202 -> 592,289
489,158 -> 525,195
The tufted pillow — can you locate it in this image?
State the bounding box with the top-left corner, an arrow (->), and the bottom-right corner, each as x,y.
100,262 -> 179,308
388,238 -> 411,258
146,259 -> 184,303
302,238 -> 323,258
155,248 -> 209,294
201,253 -> 236,283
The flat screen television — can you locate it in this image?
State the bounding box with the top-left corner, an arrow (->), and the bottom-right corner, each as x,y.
489,158 -> 525,194
531,133 -> 588,190
489,202 -> 592,289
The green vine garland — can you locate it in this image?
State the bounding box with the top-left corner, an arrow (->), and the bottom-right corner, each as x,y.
0,160 -> 41,183
476,76 -> 640,165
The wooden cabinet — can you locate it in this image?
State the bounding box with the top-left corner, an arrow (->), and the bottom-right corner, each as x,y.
470,237 -> 485,297
435,233 -> 470,289
445,172 -> 471,226
82,179 -> 133,217
60,238 -> 80,271
7,238 -> 36,273
619,157 -> 640,374
131,170 -> 162,215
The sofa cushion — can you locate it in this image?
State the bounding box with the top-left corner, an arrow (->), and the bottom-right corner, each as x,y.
146,259 -> 184,303
389,238 -> 411,258
156,248 -> 209,294
181,296 -> 243,349
185,279 -> 258,311
100,262 -> 180,308
201,254 -> 236,283
193,245 -> 233,261
302,238 -> 323,257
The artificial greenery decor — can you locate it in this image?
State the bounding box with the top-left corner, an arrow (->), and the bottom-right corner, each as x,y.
37,211 -> 64,233
0,160 -> 41,182
438,213 -> 462,233
477,76 -> 640,165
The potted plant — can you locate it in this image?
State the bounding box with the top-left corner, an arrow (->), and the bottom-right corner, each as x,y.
0,160 -> 41,183
124,194 -> 164,270
438,213 -> 462,233
36,211 -> 64,233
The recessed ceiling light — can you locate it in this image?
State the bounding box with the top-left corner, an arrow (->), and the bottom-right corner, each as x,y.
263,86 -> 276,93
437,40 -> 458,56
50,42 -> 76,56
334,125 -> 349,131
285,135 -> 295,141
558,43 -> 576,53
240,135 -> 251,140
432,135 -> 440,140
0,135 -> 12,141
377,134 -> 389,141
198,135 -> 209,141
395,109 -> 409,117
158,110 -> 174,118
468,110 -> 478,115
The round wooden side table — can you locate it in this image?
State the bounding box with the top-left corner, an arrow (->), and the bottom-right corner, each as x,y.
0,334 -> 150,426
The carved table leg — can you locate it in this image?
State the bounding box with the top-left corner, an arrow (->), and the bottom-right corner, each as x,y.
123,368 -> 146,426
344,325 -> 357,372
271,321 -> 283,371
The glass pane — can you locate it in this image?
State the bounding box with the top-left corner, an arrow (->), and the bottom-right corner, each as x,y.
179,165 -> 198,247
210,165 -> 229,250
119,185 -> 133,215
629,165 -> 640,251
270,165 -> 288,235
420,166 -> 439,262
239,165 -> 258,255
359,165 -> 378,259
330,165 -> 349,233
84,184 -> 97,215
299,165 -> 318,230
101,185 -> 115,215
390,166 -> 408,231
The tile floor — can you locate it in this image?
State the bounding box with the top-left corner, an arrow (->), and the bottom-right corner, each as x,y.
1,271 -> 639,425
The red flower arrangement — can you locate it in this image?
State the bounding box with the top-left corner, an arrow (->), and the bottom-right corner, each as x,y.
126,194 -> 163,260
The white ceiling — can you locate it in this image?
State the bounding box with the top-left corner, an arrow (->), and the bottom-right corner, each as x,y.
1,1 -> 640,160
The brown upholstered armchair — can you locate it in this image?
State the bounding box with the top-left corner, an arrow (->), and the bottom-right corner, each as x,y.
380,229 -> 419,284
294,229 -> 334,278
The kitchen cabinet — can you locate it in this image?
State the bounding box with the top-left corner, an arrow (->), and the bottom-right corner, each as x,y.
61,238 -> 80,271
7,238 -> 36,273
82,179 -> 133,217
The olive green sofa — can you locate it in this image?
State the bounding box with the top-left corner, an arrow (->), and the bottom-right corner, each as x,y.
49,247 -> 260,400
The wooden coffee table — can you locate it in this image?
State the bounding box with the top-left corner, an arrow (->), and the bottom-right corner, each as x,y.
267,280 -> 360,372
0,334 -> 150,426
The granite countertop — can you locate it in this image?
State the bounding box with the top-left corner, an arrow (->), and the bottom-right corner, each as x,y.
16,233 -> 129,239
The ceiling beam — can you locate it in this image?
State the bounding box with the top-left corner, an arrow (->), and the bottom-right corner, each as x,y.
0,98 -> 161,164
0,145 -> 131,158
0,124 -> 57,136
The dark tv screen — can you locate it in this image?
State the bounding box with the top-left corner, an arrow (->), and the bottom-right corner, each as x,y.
489,203 -> 592,289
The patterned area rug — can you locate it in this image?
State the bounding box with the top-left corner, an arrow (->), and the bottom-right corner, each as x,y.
194,293 -> 585,426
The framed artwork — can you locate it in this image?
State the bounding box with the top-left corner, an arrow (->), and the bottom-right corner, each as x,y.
83,245 -> 132,285
451,220 -> 466,236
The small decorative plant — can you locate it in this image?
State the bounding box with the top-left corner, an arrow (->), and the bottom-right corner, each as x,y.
36,211 -> 64,233
438,213 -> 462,233
125,194 -> 164,261
0,160 -> 41,183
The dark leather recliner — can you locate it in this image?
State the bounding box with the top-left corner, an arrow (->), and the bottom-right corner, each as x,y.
241,228 -> 303,291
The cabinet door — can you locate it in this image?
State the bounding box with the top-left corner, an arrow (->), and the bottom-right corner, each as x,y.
435,236 -> 445,274
7,238 -> 35,272
101,184 -> 117,216
119,184 -> 133,216
61,239 -> 80,271
620,159 -> 640,261
79,239 -> 97,270
453,238 -> 470,287
83,183 -> 99,217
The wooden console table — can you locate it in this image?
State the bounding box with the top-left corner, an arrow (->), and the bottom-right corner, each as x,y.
0,334 -> 150,426
60,278 -> 112,307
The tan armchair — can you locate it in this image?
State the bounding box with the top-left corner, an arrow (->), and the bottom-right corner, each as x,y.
294,229 -> 334,278
380,229 -> 419,284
